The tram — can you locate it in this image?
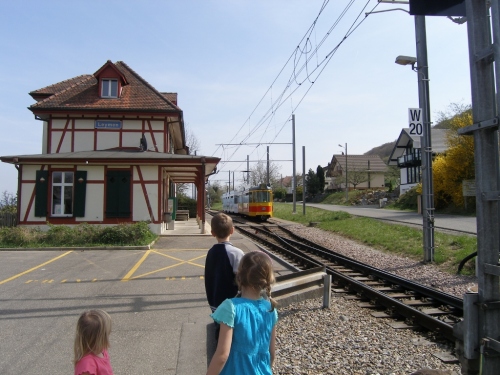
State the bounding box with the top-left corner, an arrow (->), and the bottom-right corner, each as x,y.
222,183 -> 273,221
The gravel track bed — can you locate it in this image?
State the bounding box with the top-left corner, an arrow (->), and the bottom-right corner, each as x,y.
272,224 -> 475,375
284,224 -> 476,297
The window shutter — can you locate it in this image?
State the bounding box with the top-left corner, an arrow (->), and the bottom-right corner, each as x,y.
34,170 -> 49,217
106,170 -> 131,218
73,171 -> 87,217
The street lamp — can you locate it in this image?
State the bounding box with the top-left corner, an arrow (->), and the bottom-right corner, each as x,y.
395,18 -> 435,263
338,143 -> 348,202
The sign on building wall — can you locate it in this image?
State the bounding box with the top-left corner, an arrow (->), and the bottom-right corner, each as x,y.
95,120 -> 122,129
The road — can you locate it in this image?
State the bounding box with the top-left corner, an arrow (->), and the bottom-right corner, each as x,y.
306,203 -> 477,235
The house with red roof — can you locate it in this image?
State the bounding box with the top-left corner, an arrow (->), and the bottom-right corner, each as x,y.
0,60 -> 219,234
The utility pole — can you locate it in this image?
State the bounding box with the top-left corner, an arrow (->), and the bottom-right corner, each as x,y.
292,114 -> 297,213
266,146 -> 270,186
453,1 -> 500,374
415,15 -> 435,263
339,143 -> 348,201
302,146 -> 306,215
345,143 -> 348,201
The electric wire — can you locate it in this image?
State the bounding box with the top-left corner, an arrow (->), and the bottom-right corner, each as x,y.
215,0 -> 381,178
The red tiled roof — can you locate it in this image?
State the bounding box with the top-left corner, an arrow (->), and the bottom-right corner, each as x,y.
161,93 -> 177,105
29,61 -> 180,114
29,75 -> 93,101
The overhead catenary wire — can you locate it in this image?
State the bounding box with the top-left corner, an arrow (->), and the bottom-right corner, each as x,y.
215,0 -> 381,177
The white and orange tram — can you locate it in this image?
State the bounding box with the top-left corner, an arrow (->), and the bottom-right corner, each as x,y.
222,183 -> 273,221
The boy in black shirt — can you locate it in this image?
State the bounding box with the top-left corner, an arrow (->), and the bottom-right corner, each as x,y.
204,213 -> 244,340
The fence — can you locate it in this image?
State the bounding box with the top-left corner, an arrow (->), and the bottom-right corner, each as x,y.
0,213 -> 17,227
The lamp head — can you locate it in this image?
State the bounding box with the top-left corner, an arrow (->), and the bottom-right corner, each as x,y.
395,55 -> 417,71
395,55 -> 417,66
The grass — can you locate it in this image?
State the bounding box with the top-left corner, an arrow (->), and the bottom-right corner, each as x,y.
272,202 -> 477,275
0,222 -> 158,249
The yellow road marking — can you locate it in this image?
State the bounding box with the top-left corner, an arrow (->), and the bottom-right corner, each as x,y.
154,248 -> 208,252
151,250 -> 206,268
123,250 -> 206,281
121,250 -> 152,281
131,262 -> 188,279
61,279 -> 67,283
0,251 -> 73,285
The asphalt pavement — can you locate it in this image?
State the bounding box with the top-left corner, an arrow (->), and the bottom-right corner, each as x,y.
306,203 -> 477,235
0,219 -> 292,375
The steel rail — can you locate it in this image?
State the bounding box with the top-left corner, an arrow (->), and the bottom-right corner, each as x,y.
271,224 -> 464,310
236,224 -> 460,342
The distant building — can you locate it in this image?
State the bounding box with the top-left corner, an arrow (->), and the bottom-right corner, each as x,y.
323,163 -> 332,191
328,155 -> 387,191
387,128 -> 447,196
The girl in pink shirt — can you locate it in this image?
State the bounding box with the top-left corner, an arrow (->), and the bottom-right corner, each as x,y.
74,309 -> 114,375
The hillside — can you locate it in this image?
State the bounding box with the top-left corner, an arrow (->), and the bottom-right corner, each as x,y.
364,141 -> 396,162
364,117 -> 454,162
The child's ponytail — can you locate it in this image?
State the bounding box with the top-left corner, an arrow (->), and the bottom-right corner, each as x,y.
265,285 -> 278,312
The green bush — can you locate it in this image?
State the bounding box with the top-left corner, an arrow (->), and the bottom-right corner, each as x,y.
392,187 -> 419,210
0,226 -> 43,247
0,222 -> 156,248
177,196 -> 197,217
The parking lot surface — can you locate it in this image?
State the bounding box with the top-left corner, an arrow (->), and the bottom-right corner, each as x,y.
0,236 -> 218,375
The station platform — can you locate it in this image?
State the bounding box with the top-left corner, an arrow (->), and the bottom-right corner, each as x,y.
150,216 -> 294,375
161,217 -> 212,236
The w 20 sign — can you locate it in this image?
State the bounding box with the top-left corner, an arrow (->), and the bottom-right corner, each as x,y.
408,108 -> 423,136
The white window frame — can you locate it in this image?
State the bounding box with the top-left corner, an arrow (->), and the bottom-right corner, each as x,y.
102,79 -> 118,98
51,171 -> 74,217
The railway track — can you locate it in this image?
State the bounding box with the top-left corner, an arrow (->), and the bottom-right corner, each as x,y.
234,222 -> 463,343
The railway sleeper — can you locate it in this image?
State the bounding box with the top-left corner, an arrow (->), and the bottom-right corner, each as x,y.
385,292 -> 414,299
371,311 -> 398,318
357,301 -> 382,309
421,307 -> 451,316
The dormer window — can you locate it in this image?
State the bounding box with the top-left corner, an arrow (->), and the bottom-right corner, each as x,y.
102,79 -> 118,98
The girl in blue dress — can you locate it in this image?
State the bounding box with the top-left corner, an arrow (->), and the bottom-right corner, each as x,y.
206,251 -> 278,375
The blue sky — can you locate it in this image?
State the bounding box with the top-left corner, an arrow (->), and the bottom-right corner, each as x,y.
0,0 -> 471,193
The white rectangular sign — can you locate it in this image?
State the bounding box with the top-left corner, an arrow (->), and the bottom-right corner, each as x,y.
408,108 -> 423,136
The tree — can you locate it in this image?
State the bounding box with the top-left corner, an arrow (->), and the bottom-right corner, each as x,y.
432,104 -> 474,208
177,124 -> 201,197
305,168 -> 320,197
184,124 -> 201,155
347,165 -> 369,189
0,191 -> 17,214
316,165 -> 325,193
273,187 -> 287,200
248,161 -> 281,188
207,181 -> 224,206
385,165 -> 400,189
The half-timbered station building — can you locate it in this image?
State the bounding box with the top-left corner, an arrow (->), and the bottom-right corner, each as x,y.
0,60 -> 219,234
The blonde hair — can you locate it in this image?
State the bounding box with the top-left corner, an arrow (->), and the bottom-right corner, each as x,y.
73,309 -> 112,365
236,251 -> 277,311
211,213 -> 233,239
